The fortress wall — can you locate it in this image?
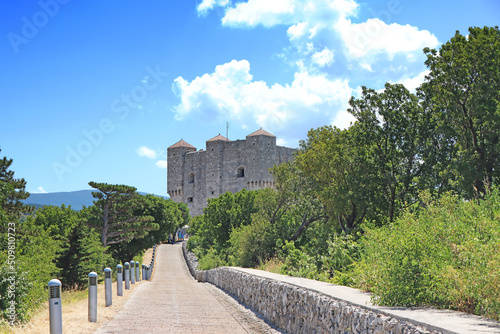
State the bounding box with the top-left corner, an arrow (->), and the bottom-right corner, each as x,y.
221,140 -> 247,194
183,150 -> 206,215
278,146 -> 296,164
205,140 -> 223,205
168,131 -> 297,216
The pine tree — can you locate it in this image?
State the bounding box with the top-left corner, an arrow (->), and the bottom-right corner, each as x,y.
87,182 -> 158,247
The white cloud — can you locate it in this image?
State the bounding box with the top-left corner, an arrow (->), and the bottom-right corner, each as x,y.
197,0 -> 229,16
196,0 -> 439,87
136,146 -> 157,159
311,47 -> 334,67
276,138 -> 288,146
287,21 -> 307,40
33,186 -> 48,194
359,62 -> 372,72
335,18 -> 439,59
222,0 -> 296,27
392,69 -> 429,92
220,0 -> 358,28
189,0 -> 441,140
172,59 -> 352,135
331,109 -> 355,129
156,160 -> 168,169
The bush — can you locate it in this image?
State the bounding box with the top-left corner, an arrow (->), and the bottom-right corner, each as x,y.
280,241 -> 319,279
229,215 -> 283,267
352,191 -> 500,319
0,220 -> 59,323
322,234 -> 361,285
197,248 -> 228,270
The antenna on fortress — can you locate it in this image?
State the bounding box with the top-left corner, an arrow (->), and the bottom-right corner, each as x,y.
226,121 -> 229,140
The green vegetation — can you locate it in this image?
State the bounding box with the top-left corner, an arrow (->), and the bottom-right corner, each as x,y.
353,191 -> 500,319
0,155 -> 187,324
188,26 -> 500,320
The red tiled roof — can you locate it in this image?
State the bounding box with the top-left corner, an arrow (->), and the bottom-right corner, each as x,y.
168,139 -> 196,149
247,128 -> 276,138
207,134 -> 230,142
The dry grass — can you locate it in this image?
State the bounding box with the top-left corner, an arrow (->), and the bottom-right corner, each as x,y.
1,246 -> 157,334
258,257 -> 284,274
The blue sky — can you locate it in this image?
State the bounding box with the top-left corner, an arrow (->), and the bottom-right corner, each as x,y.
1,1 -> 498,197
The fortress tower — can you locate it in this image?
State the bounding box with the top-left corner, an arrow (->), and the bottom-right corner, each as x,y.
167,129 -> 296,216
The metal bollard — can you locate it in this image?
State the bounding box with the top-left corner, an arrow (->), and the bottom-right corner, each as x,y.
130,261 -> 135,284
88,272 -> 98,322
124,262 -> 130,290
104,267 -> 112,307
142,264 -> 145,282
48,279 -> 63,334
116,264 -> 123,296
136,262 -> 140,282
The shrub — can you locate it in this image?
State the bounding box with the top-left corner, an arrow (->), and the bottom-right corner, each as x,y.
352,191 -> 500,319
197,248 -> 228,270
280,241 -> 319,279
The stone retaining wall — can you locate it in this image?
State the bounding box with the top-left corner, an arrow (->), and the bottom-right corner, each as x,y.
182,242 -> 440,334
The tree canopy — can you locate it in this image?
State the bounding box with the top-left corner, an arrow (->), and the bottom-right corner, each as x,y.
87,182 -> 157,247
421,26 -> 500,198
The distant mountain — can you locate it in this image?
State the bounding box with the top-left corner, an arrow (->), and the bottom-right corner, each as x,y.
22,190 -> 168,211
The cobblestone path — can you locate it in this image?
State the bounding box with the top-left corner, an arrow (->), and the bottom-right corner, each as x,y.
95,243 -> 280,334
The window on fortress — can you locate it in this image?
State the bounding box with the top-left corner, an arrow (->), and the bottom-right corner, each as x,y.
188,173 -> 194,184
187,197 -> 193,202
237,167 -> 245,178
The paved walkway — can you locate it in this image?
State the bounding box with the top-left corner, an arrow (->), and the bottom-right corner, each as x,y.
95,244 -> 280,334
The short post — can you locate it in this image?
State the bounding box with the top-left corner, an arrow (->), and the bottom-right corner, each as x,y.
104,267 -> 112,307
124,262 -> 130,290
88,272 -> 98,323
116,264 -> 123,296
130,261 -> 135,284
135,262 -> 140,282
48,279 -> 63,334
142,264 -> 145,282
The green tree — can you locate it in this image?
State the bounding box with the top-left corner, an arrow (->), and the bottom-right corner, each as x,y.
87,182 -> 157,247
348,83 -> 433,222
0,150 -> 37,322
56,220 -> 111,289
422,26 -> 500,199
296,126 -> 375,233
270,161 -> 328,241
22,205 -> 110,289
202,189 -> 257,252
112,195 -> 185,259
0,149 -> 32,233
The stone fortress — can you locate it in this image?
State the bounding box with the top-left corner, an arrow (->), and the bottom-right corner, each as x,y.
167,129 -> 296,216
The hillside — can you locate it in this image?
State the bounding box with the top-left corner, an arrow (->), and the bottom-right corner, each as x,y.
22,190 -> 168,210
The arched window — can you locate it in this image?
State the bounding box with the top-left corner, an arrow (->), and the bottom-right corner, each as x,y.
237,166 -> 245,178
188,173 -> 194,184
